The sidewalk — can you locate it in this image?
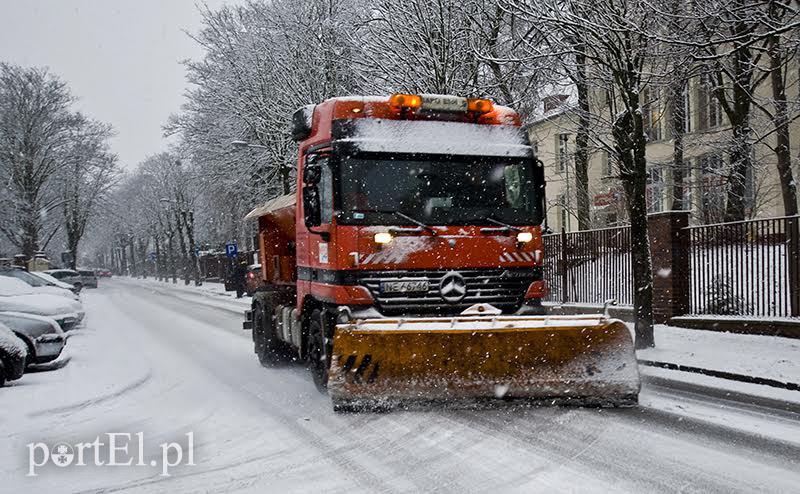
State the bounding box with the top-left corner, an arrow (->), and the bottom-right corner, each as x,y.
636,324 -> 800,404
123,276 -> 800,404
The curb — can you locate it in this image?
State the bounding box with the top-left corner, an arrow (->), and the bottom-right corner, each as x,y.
638,359 -> 800,392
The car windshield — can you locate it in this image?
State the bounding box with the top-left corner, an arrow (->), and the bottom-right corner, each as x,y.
30,271 -> 61,285
0,269 -> 47,287
337,154 -> 541,226
79,270 -> 94,276
0,276 -> 38,296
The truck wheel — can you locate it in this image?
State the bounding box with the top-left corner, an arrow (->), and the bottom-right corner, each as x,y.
253,302 -> 292,367
308,309 -> 331,392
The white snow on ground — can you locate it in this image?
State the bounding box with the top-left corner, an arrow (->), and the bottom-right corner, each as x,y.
638,324 -> 800,382
2,280 -> 799,493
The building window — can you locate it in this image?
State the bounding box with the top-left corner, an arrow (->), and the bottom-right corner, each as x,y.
698,74 -> 723,130
643,87 -> 662,141
601,150 -> 612,177
556,133 -> 569,172
647,166 -> 665,213
700,154 -> 726,223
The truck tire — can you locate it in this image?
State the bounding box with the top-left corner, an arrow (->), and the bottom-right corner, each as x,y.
253,299 -> 293,367
308,308 -> 331,392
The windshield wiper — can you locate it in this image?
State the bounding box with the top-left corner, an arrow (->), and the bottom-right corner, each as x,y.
485,216 -> 520,232
393,211 -> 438,236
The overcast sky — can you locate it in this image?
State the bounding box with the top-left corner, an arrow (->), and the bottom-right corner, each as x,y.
0,0 -> 235,169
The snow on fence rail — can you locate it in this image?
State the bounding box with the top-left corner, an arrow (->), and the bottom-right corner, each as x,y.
686,215 -> 800,318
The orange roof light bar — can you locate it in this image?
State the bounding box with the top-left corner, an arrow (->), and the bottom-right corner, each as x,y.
389,93 -> 422,110
467,98 -> 493,113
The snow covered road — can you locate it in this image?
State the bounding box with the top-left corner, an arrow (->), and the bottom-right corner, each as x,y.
2,279 -> 799,493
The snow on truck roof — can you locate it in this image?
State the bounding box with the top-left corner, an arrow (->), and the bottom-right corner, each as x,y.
244,193 -> 296,220
341,119 -> 533,158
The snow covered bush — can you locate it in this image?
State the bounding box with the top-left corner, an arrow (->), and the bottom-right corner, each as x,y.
705,275 -> 752,315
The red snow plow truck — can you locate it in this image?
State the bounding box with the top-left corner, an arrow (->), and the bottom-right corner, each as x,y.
243,94 -> 640,411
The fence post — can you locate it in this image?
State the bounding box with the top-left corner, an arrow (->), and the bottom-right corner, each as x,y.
647,211 -> 691,324
560,227 -> 568,304
789,216 -> 800,317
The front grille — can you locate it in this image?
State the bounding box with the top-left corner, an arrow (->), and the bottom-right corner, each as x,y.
356,268 -> 540,316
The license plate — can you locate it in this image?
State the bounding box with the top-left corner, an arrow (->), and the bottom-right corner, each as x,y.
421,95 -> 467,112
381,280 -> 430,294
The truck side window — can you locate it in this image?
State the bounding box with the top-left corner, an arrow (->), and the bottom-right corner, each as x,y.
318,157 -> 333,223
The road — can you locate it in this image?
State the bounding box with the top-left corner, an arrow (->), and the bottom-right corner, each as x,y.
3,278 -> 800,493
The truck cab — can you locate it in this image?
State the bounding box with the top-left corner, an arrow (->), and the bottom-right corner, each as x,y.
246,93 -> 548,389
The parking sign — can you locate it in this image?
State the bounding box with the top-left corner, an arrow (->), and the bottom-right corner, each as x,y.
225,243 -> 238,259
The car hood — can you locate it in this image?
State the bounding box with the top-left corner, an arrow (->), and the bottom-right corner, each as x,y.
36,286 -> 79,301
0,294 -> 77,317
0,311 -> 63,339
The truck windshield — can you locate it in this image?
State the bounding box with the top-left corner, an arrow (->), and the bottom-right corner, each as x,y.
337,154 -> 541,226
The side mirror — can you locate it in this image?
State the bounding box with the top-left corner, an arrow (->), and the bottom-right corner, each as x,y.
291,105 -> 315,142
303,163 -> 321,185
303,185 -> 322,228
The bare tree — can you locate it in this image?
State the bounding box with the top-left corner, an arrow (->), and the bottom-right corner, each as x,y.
507,0 -> 665,348
0,64 -> 78,257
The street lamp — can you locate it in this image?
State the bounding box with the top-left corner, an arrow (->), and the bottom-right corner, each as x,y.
230,140 -> 269,150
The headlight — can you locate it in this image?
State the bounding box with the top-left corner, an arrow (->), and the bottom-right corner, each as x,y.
374,232 -> 393,244
516,231 -> 533,243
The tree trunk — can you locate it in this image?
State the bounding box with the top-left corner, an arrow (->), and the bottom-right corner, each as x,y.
769,35 -> 798,216
574,45 -> 591,230
724,121 -> 753,221
128,240 -> 137,278
613,104 -> 655,349
154,235 -> 163,281
669,79 -> 686,210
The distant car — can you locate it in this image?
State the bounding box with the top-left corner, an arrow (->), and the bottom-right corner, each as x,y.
77,269 -> 98,289
0,277 -> 84,331
96,268 -> 112,278
244,264 -> 265,296
44,269 -> 84,290
0,312 -> 65,366
0,322 -> 27,387
28,271 -> 80,295
0,267 -> 80,301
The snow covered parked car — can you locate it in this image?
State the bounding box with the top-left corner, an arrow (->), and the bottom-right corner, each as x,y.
0,312 -> 65,366
44,269 -> 84,291
0,277 -> 84,331
0,267 -> 80,301
77,269 -> 98,288
0,322 -> 27,387
28,270 -> 81,295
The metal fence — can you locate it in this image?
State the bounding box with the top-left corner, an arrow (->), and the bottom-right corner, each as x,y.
686,215 -> 800,318
543,226 -> 633,306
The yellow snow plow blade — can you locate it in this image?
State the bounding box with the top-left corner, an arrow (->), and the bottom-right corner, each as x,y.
328,314 -> 640,411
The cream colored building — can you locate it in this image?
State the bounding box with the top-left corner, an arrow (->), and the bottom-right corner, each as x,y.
529,75 -> 800,232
